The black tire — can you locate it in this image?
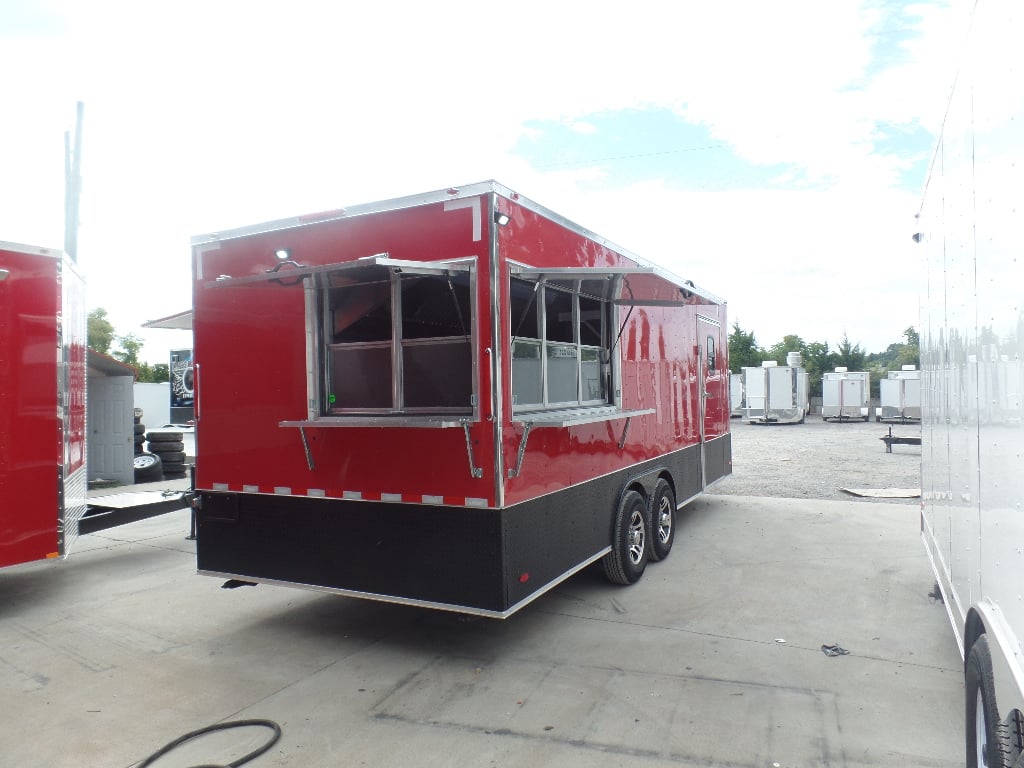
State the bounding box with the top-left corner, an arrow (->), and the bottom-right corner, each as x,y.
966,634 -> 1009,768
133,423 -> 146,435
161,461 -> 188,473
151,450 -> 186,463
647,479 -> 676,562
602,490 -> 649,585
146,431 -> 183,443
149,441 -> 185,453
133,453 -> 163,483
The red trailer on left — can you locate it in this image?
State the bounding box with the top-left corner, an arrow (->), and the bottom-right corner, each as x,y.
0,240 -> 88,568
1,240 -> 188,571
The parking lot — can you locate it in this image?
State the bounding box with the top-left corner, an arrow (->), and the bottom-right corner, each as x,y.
0,417 -> 960,768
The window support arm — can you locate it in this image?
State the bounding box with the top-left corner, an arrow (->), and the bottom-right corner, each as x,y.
507,422 -> 533,479
618,416 -> 632,450
299,426 -> 316,470
461,419 -> 483,479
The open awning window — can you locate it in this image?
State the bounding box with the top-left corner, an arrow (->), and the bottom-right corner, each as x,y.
206,254 -> 473,289
509,265 -> 700,307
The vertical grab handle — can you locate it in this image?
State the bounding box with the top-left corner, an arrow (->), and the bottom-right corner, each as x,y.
193,362 -> 200,423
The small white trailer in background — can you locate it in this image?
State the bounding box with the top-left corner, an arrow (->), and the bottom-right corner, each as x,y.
729,372 -> 744,417
741,352 -> 808,425
821,367 -> 870,422
876,365 -> 920,422
918,1 -> 1024,765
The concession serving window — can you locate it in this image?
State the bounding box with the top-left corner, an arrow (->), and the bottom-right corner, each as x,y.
507,264 -> 684,419
208,255 -> 478,428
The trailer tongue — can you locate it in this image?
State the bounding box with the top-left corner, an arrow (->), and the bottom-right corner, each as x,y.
191,182 -> 731,617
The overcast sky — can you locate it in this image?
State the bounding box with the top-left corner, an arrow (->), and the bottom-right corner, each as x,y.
0,0 -> 972,364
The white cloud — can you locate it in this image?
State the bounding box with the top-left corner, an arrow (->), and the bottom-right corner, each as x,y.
0,0 -> 974,361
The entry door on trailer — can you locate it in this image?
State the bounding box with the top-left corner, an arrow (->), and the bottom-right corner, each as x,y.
697,314 -> 726,485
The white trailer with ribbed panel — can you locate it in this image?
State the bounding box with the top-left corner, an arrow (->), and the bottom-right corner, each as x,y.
741,353 -> 808,425
821,367 -> 870,422
918,1 -> 1024,765
876,365 -> 921,422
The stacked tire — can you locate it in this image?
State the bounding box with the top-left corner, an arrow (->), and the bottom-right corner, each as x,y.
133,415 -> 146,456
146,429 -> 188,479
133,409 -> 164,483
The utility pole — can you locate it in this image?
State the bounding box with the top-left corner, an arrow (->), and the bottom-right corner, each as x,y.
64,101 -> 84,263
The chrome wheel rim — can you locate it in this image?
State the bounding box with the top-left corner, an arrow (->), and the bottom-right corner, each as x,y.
627,508 -> 645,564
656,496 -> 672,544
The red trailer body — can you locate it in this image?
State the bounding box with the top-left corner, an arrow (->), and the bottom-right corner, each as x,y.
191,182 -> 731,617
0,241 -> 88,569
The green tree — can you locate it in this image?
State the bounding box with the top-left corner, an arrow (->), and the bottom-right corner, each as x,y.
112,333 -> 144,367
865,326 -> 921,396
834,333 -> 866,371
802,341 -> 834,398
728,322 -> 764,373
87,308 -> 115,354
766,334 -> 805,364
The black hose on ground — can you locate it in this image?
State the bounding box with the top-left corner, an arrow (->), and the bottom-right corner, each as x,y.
136,718 -> 282,768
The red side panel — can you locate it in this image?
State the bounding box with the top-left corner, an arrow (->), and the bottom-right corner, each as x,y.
496,200 -> 727,506
193,198 -> 495,505
0,245 -> 61,568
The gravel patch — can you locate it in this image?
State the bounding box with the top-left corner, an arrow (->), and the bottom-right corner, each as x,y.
707,415 -> 922,503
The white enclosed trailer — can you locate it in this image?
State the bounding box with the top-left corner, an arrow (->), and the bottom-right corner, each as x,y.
729,372 -> 744,417
821,367 -> 869,422
918,1 -> 1024,765
876,365 -> 921,422
741,353 -> 808,424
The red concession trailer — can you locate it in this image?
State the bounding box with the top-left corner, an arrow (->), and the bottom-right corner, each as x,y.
0,241 -> 88,568
191,182 -> 731,617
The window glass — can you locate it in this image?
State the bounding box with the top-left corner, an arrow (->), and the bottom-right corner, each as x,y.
512,339 -> 543,405
544,285 -> 574,343
579,279 -> 610,301
510,275 -> 613,411
401,274 -> 471,340
322,267 -> 473,414
329,345 -> 392,409
509,278 -> 540,339
331,282 -> 391,342
404,338 -> 472,407
707,335 -> 716,373
581,347 -> 605,401
579,294 -> 603,346
547,344 -> 579,403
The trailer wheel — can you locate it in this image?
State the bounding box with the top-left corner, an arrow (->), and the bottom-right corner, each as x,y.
966,634 -> 1009,768
603,490 -> 649,585
133,452 -> 163,484
648,479 -> 676,562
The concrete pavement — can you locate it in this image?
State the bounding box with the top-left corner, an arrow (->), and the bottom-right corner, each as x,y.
0,494 -> 961,767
